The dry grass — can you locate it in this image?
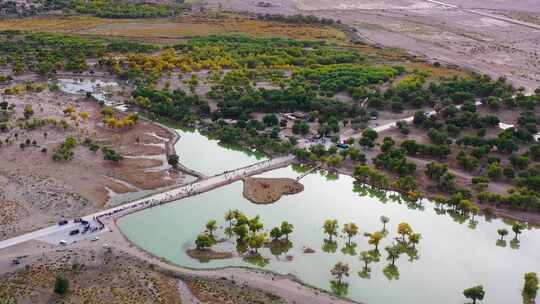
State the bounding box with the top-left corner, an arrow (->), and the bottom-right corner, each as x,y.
402,62 -> 470,79
0,15 -> 123,32
0,14 -> 347,44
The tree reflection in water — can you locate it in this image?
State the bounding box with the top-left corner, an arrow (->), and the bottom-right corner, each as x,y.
322,239 -> 338,253
383,264 -> 400,281
341,243 -> 358,256
330,280 -> 349,298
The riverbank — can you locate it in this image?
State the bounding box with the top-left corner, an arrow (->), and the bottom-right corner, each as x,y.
336,165 -> 540,226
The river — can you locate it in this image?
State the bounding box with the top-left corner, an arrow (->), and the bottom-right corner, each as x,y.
173,128 -> 266,176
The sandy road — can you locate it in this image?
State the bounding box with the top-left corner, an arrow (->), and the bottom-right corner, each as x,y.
340,101 -> 482,141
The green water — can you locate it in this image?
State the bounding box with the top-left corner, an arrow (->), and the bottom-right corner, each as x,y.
119,166 -> 540,304
174,129 -> 266,176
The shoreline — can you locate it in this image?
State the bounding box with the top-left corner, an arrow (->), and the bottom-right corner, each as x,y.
335,166 -> 540,227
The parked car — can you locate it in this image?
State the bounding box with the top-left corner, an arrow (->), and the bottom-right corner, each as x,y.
58,220 -> 68,226
69,229 -> 80,236
74,218 -> 82,223
59,240 -> 67,246
91,236 -> 99,242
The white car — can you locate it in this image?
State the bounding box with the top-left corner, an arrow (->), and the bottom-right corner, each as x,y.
91,236 -> 99,242
59,240 -> 67,246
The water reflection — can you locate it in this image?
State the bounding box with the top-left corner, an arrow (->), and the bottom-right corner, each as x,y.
341,243 -> 358,256
383,264 -> 400,281
119,166 -> 538,304
243,253 -> 270,268
322,239 -> 338,254
269,240 -> 293,258
496,239 -> 507,248
330,281 -> 349,298
510,238 -> 521,250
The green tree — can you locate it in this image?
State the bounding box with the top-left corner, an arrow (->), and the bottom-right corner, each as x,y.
385,245 -> 401,265
359,251 -> 375,271
342,223 -> 359,245
497,229 -> 508,240
512,223 -> 525,240
0,295 -> 16,304
262,114 -> 279,127
522,272 -> 539,304
487,162 -> 503,180
463,285 -> 485,304
280,221 -> 294,241
248,215 -> 264,233
270,227 -> 282,241
330,262 -> 350,285
205,219 -> 217,237
362,128 -> 378,141
323,219 -> 339,241
195,233 -> 214,250
247,233 -> 268,254
54,274 -> 69,295
224,209 -> 235,228
233,224 -> 249,241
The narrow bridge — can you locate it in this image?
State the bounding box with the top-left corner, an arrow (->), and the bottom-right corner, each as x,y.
296,165 -> 320,181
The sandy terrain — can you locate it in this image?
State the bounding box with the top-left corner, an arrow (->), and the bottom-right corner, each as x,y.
0,87 -> 192,240
0,240 -> 287,304
208,0 -> 540,92
243,177 -> 304,204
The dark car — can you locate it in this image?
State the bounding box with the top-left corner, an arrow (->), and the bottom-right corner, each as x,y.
74,218 -> 82,223
69,229 -> 80,236
58,220 -> 68,226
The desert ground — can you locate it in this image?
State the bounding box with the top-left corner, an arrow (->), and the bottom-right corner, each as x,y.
207,0 -> 540,93
0,79 -> 192,240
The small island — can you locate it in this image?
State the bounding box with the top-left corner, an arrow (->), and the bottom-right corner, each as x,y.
243,177 -> 304,204
186,248 -> 234,262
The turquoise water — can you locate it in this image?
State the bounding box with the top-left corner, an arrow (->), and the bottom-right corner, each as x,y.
119,166 -> 540,304
174,129 -> 266,176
